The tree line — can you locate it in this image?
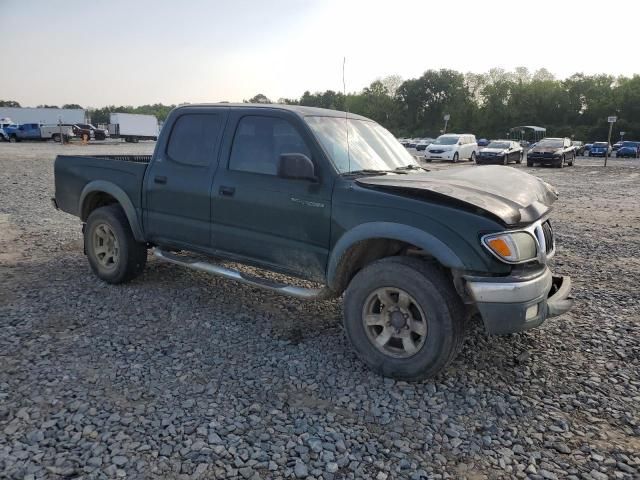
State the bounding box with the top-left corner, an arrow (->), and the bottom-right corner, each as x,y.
3,67 -> 640,141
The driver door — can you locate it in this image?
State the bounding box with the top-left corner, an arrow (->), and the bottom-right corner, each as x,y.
211,110 -> 333,281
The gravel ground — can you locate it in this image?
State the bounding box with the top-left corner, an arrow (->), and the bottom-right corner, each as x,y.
1,141 -> 638,480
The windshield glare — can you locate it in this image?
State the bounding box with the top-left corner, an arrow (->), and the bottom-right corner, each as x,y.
305,116 -> 418,173
487,142 -> 510,149
433,136 -> 459,145
538,139 -> 563,148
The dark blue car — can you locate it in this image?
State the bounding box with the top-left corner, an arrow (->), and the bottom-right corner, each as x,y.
477,138 -> 490,147
589,142 -> 611,157
615,141 -> 639,158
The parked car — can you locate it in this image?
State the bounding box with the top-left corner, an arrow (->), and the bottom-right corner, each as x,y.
69,123 -> 110,141
612,141 -> 623,151
571,141 -> 585,155
476,140 -> 523,165
415,138 -> 434,151
589,142 -> 612,157
583,143 -> 593,153
5,123 -> 42,142
477,138 -> 490,147
406,138 -> 419,148
423,133 -> 478,163
5,123 -> 74,142
0,120 -> 17,141
526,137 -> 576,168
52,103 -> 572,381
614,141 -> 640,158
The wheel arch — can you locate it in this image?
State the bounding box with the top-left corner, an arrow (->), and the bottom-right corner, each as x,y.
327,222 -> 464,294
79,181 -> 145,242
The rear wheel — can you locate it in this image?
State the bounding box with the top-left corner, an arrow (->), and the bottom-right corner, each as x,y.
503,155 -> 508,165
343,256 -> 465,381
84,205 -> 147,284
452,152 -> 459,163
527,159 -> 534,167
569,153 -> 575,166
52,133 -> 61,142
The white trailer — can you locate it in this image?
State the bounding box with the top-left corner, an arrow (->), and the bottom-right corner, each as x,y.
108,113 -> 158,142
0,107 -> 86,125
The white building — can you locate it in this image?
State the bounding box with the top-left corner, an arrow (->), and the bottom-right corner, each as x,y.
0,107 -> 86,125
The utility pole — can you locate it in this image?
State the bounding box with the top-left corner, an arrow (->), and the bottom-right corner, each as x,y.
605,116 -> 617,167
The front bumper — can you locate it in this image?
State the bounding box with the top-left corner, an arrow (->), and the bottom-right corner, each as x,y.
528,155 -> 560,164
424,151 -> 454,160
464,267 -> 573,334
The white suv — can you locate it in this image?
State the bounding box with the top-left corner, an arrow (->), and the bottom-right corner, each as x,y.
423,133 -> 478,163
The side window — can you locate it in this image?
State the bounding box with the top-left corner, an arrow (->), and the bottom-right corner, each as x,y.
166,113 -> 222,167
229,116 -> 311,175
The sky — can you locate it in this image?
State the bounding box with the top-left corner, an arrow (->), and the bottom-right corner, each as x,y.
2,0 -> 639,108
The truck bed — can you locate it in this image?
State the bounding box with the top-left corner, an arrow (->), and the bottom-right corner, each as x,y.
54,155 -> 151,218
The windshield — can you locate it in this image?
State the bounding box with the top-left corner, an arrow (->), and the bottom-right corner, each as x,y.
487,141 -> 510,149
305,116 -> 418,173
622,141 -> 636,147
537,139 -> 563,148
432,136 -> 459,145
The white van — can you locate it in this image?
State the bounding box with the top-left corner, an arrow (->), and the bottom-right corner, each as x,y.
423,133 -> 478,163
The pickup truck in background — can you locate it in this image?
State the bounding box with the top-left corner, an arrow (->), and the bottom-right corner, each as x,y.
5,123 -> 74,142
53,104 -> 573,380
108,112 -> 159,142
68,123 -> 110,141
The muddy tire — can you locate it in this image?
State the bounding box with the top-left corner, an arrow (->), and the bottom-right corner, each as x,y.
84,205 -> 147,284
343,256 -> 465,381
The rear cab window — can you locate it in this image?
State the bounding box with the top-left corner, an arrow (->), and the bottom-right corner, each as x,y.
166,113 -> 224,167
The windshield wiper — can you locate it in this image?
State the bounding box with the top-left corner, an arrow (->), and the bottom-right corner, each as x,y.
341,169 -> 391,176
394,164 -> 426,172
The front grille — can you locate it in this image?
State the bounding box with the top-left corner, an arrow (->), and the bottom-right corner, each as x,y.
429,149 -> 444,154
539,220 -> 554,253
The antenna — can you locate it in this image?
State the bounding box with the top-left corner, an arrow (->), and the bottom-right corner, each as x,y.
343,57 -> 350,173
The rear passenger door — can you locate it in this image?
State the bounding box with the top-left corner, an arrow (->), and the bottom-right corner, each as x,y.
210,109 -> 332,281
144,109 -> 228,248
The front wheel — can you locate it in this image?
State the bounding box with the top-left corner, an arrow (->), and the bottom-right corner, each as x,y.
343,256 -> 465,381
85,205 -> 147,284
452,152 -> 459,163
52,133 -> 61,142
516,152 -> 523,164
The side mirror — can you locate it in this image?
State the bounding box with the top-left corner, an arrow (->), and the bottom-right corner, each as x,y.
278,153 -> 317,182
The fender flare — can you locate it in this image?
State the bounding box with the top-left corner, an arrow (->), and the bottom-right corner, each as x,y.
79,180 -> 145,242
326,222 -> 464,289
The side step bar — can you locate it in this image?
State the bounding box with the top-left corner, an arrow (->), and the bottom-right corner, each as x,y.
153,249 -> 335,300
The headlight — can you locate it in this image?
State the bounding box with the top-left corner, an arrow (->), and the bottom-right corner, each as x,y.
482,231 -> 537,263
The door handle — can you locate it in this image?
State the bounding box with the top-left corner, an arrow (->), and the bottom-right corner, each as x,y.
154,175 -> 167,184
219,186 -> 235,197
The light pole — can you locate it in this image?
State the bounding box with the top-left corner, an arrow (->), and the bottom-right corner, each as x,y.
443,114 -> 450,134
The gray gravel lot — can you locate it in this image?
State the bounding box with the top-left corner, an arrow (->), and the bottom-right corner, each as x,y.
1,141 -> 639,479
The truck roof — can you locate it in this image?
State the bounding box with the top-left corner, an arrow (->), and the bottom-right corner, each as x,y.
175,103 -> 372,121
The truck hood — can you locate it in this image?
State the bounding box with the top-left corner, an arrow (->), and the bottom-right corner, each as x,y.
355,166 -> 558,226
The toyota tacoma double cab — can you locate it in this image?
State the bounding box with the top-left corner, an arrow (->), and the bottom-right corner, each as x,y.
53,104 -> 573,380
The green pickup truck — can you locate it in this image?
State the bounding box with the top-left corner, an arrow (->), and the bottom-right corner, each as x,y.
53,104 -> 573,380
